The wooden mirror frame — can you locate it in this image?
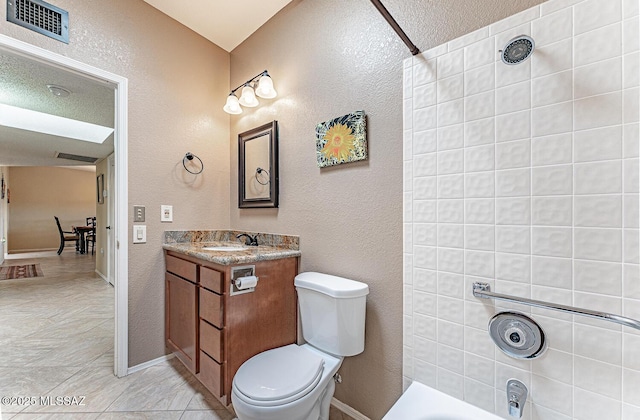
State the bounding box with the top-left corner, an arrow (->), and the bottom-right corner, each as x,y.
238,121 -> 279,208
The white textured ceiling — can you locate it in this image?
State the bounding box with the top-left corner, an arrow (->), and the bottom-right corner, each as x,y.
142,0 -> 293,52
0,52 -> 114,127
0,50 -> 115,166
0,48 -> 115,166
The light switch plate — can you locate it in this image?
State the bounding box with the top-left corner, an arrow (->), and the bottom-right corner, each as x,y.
134,205 -> 145,222
133,225 -> 146,243
161,205 -> 173,222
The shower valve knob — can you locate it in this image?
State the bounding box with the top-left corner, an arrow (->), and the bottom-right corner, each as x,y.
509,401 -> 520,416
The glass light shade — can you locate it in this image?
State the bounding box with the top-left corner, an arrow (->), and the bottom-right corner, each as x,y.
238,85 -> 259,107
255,75 -> 277,99
223,94 -> 242,114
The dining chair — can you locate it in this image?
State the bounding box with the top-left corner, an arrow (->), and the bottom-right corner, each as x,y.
54,216 -> 79,255
85,217 -> 96,255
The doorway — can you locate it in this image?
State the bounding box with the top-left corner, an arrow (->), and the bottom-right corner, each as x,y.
0,34 -> 129,377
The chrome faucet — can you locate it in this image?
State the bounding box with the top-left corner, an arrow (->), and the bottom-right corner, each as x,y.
507,379 -> 527,418
236,233 -> 258,246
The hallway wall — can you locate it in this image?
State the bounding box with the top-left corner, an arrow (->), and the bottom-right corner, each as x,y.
7,166 -> 95,253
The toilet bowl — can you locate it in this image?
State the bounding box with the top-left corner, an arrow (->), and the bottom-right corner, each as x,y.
231,272 -> 369,420
232,344 -> 342,420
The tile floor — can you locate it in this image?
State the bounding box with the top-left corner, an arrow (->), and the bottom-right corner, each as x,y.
0,251 -> 233,420
0,251 -> 355,420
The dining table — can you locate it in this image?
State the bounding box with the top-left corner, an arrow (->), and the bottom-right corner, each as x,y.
75,225 -> 94,254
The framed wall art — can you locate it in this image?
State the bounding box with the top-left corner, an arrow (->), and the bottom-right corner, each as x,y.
315,110 -> 367,168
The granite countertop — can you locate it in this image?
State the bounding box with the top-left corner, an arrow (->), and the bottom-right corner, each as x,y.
162,230 -> 300,265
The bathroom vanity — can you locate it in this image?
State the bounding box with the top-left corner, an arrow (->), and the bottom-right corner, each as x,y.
163,230 -> 301,405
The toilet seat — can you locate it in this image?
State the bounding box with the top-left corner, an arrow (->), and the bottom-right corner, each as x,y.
233,344 -> 325,407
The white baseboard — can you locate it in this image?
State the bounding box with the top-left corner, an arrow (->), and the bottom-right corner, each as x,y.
127,354 -> 175,375
331,398 -> 370,420
95,269 -> 108,282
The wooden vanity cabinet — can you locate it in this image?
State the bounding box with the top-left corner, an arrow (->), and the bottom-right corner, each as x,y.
165,255 -> 198,372
164,250 -> 298,405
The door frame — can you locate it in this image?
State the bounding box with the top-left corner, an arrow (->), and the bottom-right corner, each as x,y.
0,34 -> 129,377
107,154 -> 115,286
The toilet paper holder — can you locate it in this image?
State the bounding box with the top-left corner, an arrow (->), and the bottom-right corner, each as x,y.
230,265 -> 259,296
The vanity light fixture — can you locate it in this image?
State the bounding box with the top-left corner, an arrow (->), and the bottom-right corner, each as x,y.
223,70 -> 277,115
238,85 -> 259,108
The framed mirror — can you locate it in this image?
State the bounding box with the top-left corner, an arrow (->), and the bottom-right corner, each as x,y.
238,121 -> 279,208
96,174 -> 104,204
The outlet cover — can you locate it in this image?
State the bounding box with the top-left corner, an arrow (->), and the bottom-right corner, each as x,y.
161,205 -> 173,222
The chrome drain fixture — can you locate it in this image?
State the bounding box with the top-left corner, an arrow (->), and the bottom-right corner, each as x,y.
488,312 -> 546,359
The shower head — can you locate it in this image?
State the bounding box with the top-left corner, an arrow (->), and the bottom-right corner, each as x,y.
500,35 -> 535,65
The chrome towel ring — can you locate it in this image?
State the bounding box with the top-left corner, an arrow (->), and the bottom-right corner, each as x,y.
183,152 -> 204,175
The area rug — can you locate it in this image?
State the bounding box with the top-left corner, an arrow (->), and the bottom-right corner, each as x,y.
0,264 -> 44,280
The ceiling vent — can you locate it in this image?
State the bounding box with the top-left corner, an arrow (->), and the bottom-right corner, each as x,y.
6,0 -> 69,43
55,152 -> 98,163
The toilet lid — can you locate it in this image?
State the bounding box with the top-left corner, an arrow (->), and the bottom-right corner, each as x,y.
234,344 -> 325,402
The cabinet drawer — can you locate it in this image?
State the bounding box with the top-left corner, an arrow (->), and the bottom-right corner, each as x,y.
197,350 -> 223,397
166,254 -> 197,283
200,319 -> 223,363
200,266 -> 222,293
200,288 -> 223,328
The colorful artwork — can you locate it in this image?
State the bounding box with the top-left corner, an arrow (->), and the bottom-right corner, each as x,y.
315,110 -> 367,168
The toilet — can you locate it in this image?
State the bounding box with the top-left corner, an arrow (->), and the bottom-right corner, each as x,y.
231,272 -> 369,420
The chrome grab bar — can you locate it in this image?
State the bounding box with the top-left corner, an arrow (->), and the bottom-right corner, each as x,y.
472,282 -> 640,331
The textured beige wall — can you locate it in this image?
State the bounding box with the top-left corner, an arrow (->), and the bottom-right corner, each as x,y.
230,0 -> 545,417
0,0 -> 230,365
7,166 -> 95,252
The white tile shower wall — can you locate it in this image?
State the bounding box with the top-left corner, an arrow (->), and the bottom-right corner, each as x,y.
403,0 -> 640,418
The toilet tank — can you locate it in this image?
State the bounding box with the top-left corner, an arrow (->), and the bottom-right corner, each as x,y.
294,272 -> 369,357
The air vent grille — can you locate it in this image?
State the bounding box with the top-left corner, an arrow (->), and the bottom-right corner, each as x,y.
7,0 -> 69,43
55,152 -> 98,163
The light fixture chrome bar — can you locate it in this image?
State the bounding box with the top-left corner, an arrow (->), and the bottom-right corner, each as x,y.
224,70 -> 276,114
473,282 -> 640,331
369,0 -> 419,56
229,70 -> 269,95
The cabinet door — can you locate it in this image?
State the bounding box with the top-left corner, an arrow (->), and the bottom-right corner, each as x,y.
165,272 -> 198,372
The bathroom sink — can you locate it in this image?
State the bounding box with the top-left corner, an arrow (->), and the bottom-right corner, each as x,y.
202,246 -> 247,252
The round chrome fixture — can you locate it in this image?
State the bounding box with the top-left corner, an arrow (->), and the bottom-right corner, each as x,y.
488,311 -> 546,359
47,84 -> 71,97
500,35 -> 535,65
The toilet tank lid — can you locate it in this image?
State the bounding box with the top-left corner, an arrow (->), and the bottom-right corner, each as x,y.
295,272 -> 369,298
